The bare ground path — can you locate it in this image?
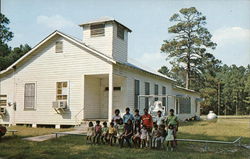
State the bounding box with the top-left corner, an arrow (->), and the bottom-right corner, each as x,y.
22,128 -> 85,142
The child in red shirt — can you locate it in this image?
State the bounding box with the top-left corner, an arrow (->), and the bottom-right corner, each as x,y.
93,120 -> 102,144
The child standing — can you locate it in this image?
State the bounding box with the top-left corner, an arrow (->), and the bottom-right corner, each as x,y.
165,124 -> 175,151
101,122 -> 108,144
140,125 -> 148,148
134,109 -> 141,123
166,109 -> 179,146
86,122 -> 94,144
151,122 -> 158,148
132,119 -> 141,148
93,120 -> 102,144
155,124 -> 166,149
108,122 -> 117,146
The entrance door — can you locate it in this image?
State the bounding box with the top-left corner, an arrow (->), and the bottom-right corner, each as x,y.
102,88 -> 123,117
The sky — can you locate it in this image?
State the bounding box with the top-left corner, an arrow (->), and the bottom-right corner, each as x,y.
2,0 -> 250,71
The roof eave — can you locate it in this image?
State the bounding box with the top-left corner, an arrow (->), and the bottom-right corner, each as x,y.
0,30 -> 116,76
116,62 -> 176,83
79,20 -> 132,32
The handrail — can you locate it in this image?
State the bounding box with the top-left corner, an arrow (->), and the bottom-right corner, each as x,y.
74,107 -> 84,126
177,137 -> 241,144
176,137 -> 242,151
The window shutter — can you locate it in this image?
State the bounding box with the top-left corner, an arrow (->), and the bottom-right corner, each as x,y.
134,80 -> 140,109
144,82 -> 150,109
90,24 -> 105,36
154,84 -> 158,101
162,86 -> 166,106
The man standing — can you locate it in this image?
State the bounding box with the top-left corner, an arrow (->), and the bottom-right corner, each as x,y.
123,107 -> 134,124
154,110 -> 165,126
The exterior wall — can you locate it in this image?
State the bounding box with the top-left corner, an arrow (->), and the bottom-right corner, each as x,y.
171,89 -> 200,120
82,22 -> 128,63
0,35 -> 111,125
113,65 -> 173,114
0,75 -> 14,124
113,65 -> 200,120
112,24 -> 128,62
84,75 -> 126,119
82,23 -> 113,58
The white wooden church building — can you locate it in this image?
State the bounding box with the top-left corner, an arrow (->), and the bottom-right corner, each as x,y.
0,17 -> 200,128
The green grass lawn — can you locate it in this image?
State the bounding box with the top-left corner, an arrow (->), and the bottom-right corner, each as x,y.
0,119 -> 249,159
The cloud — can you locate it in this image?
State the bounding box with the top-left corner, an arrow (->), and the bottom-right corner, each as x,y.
37,15 -> 75,29
133,52 -> 171,71
212,27 -> 250,66
212,27 -> 250,45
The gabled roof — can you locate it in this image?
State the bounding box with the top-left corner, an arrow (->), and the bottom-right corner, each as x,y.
0,30 -> 197,94
0,30 -> 116,75
79,17 -> 132,32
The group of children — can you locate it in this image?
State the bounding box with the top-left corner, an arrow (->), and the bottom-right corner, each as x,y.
86,107 -> 179,151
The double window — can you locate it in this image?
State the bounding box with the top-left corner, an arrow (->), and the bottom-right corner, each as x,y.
24,83 -> 36,110
134,80 -> 140,109
90,24 -> 105,37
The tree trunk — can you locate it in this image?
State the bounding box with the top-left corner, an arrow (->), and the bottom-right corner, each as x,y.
186,72 -> 189,89
186,61 -> 190,89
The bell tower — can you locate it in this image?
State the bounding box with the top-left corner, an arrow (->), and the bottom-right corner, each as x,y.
79,17 -> 132,63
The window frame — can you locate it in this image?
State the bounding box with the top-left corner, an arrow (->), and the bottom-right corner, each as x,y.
55,41 -> 63,53
90,23 -> 105,37
24,83 -> 36,110
179,97 -> 191,114
56,81 -> 68,101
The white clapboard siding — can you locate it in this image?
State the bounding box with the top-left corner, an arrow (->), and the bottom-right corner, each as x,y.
0,35 -> 111,125
83,22 -> 128,63
112,24 -> 128,62
113,65 -> 199,120
83,23 -> 113,58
